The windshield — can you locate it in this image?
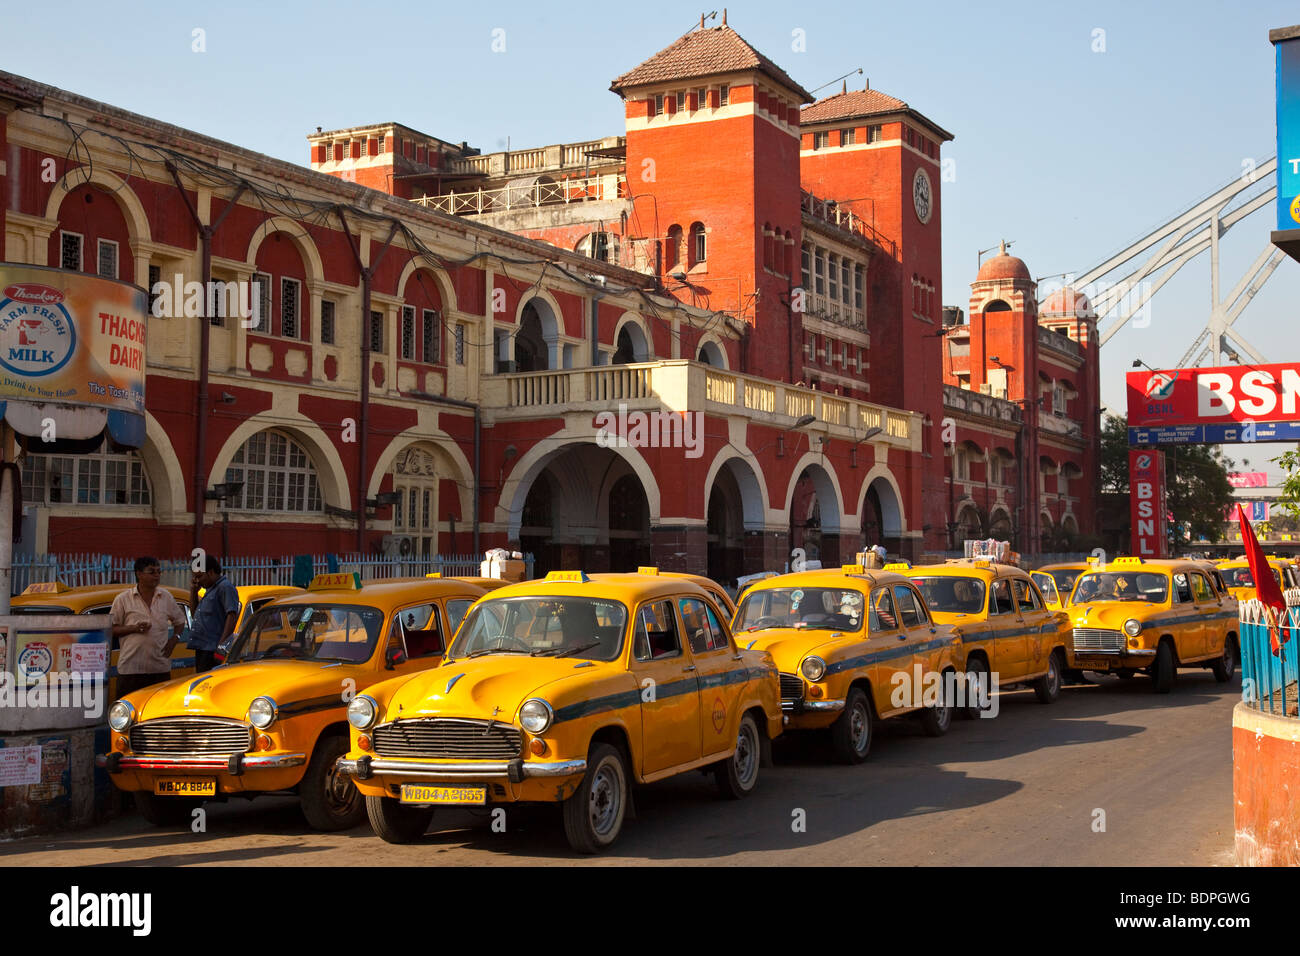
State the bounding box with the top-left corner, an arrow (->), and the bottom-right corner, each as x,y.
735,587 -> 866,632
911,576 -> 987,614
448,596 -> 627,662
1071,572 -> 1168,604
1046,569 -> 1085,595
1221,566 -> 1280,589
228,603 -> 384,664
446,598 -> 475,636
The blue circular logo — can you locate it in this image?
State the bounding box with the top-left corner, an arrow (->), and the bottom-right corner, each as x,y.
0,290 -> 77,378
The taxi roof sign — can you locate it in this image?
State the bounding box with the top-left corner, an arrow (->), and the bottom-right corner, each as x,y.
425,572 -> 442,578
22,581 -> 68,595
1113,556 -> 1144,567
308,572 -> 362,591
636,566 -> 660,575
883,562 -> 912,572
545,570 -> 591,583
841,564 -> 867,575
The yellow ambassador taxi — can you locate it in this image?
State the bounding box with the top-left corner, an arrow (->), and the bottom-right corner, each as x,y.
909,559 -> 1070,712
1215,557 -> 1298,604
339,571 -> 782,854
1030,562 -> 1094,611
100,573 -> 498,830
730,564 -> 962,764
11,581 -> 198,698
1066,556 -> 1239,692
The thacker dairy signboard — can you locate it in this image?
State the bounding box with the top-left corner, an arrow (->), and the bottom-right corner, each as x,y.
1126,364 -> 1300,444
1277,30 -> 1300,230
0,264 -> 145,413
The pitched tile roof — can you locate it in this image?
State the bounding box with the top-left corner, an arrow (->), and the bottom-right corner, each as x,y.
801,86 -> 955,141
0,74 -> 41,105
611,25 -> 812,101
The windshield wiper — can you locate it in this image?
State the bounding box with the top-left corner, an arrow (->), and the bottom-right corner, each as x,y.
743,623 -> 780,632
466,646 -> 530,659
533,640 -> 601,658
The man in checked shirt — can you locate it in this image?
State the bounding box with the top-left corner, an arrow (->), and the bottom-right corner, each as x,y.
110,556 -> 188,696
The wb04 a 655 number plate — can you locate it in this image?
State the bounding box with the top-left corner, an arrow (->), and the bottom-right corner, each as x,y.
399,784 -> 487,805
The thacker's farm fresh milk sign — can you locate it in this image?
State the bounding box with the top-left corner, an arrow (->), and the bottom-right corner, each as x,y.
0,264 -> 145,413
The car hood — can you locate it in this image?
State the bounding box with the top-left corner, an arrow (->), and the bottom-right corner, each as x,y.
369,654 -> 625,723
129,660 -> 369,719
1067,601 -> 1161,629
735,628 -> 858,669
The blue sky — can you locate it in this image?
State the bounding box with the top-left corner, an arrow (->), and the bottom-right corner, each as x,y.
4,0 -> 1297,477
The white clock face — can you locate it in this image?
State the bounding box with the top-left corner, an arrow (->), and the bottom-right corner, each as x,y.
913,168 -> 933,224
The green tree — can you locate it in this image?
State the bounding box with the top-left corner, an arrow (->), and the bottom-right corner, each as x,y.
1096,413 -> 1237,545
1274,447 -> 1300,522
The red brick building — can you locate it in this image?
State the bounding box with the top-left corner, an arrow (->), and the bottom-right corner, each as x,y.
0,18 -> 1099,580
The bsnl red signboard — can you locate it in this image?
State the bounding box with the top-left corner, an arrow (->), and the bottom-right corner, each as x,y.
1129,449 -> 1168,557
1127,363 -> 1300,444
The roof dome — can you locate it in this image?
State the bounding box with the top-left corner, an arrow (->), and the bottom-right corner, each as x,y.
1040,287 -> 1096,318
976,241 -> 1031,283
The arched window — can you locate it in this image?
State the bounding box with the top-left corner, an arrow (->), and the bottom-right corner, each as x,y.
225,430 -> 323,513
801,243 -> 812,290
665,224 -> 683,271
763,223 -> 773,270
392,444 -> 440,557
689,222 -> 706,267
783,231 -> 794,277
21,439 -> 151,506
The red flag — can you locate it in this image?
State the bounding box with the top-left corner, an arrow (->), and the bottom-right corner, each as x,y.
1238,503 -> 1290,655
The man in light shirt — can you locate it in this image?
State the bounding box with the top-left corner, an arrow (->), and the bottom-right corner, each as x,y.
110,556 -> 188,697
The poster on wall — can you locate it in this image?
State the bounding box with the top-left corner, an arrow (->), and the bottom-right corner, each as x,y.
0,745 -> 41,787
14,628 -> 109,686
0,263 -> 146,413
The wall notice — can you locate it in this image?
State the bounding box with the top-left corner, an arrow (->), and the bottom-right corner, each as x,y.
0,745 -> 41,787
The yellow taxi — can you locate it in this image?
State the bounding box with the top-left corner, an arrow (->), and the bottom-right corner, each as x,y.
1030,561 -> 1094,610
99,573 -> 499,830
730,564 -> 962,764
1215,557 -> 1298,603
213,585 -> 308,662
339,571 -> 781,853
908,559 -> 1070,710
1066,557 -> 1239,692
11,581 -> 197,698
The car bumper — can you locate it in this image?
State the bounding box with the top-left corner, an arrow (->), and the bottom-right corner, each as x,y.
97,752 -> 307,773
781,698 -> 845,714
338,756 -> 587,783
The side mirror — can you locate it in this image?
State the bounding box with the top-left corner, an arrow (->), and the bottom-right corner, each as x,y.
385,647 -> 407,670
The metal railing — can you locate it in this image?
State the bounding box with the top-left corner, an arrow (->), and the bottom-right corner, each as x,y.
1240,593 -> 1300,716
412,174 -> 622,215
800,190 -> 896,253
9,552 -> 535,595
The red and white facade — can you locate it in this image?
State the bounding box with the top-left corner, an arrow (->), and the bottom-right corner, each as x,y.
0,19 -> 1100,580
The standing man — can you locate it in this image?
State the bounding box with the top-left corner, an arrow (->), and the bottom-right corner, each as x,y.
110,556 -> 188,697
189,555 -> 239,673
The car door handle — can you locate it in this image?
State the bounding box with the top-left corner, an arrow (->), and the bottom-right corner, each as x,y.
683,665 -> 697,672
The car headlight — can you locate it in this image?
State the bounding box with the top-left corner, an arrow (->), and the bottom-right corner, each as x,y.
1123,619 -> 1142,638
108,700 -> 134,732
800,656 -> 826,682
248,696 -> 278,729
519,698 -> 554,735
347,695 -> 377,730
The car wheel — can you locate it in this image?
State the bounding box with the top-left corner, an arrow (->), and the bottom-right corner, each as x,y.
299,735 -> 366,831
961,657 -> 991,719
1212,637 -> 1237,683
716,712 -> 762,797
563,742 -> 628,853
1152,641 -> 1175,694
830,689 -> 873,764
1033,649 -> 1064,704
132,791 -> 202,827
365,794 -> 434,844
919,669 -> 955,737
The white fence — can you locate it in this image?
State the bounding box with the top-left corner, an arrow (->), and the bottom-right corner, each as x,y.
9,552 -> 535,594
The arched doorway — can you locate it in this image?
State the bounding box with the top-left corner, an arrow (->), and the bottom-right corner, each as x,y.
515,302 -> 548,372
612,321 -> 649,365
608,474 -> 651,570
789,464 -> 842,568
862,476 -> 904,557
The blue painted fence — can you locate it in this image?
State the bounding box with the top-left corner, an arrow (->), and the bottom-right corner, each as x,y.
1239,593 -> 1300,716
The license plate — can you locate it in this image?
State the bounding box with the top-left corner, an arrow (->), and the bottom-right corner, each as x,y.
400,784 -> 487,805
1075,656 -> 1116,669
154,777 -> 216,797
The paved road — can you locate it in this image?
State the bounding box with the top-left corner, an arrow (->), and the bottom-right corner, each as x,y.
0,671 -> 1237,866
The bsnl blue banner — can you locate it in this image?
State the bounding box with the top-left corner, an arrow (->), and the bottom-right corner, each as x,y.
1276,32 -> 1300,229
1130,421 -> 1300,446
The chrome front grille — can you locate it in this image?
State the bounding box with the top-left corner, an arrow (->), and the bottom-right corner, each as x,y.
129,717 -> 253,755
1072,628 -> 1125,653
372,718 -> 523,760
779,672 -> 805,702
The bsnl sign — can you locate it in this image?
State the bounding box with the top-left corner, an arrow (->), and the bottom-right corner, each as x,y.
1129,450 -> 1169,558
1126,363 -> 1300,445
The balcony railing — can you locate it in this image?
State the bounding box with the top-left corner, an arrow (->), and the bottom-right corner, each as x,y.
445,138 -> 624,177
1037,325 -> 1083,359
942,383 -> 1020,423
481,360 -> 921,449
801,190 -> 896,254
413,173 -> 624,215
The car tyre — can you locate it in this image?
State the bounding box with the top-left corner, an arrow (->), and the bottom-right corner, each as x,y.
1033,649 -> 1064,704
716,712 -> 763,797
1152,641 -> 1175,694
563,742 -> 628,853
300,735 -> 366,831
919,669 -> 955,737
1212,637 -> 1237,683
830,689 -> 873,764
365,794 -> 435,844
961,657 -> 991,719
133,791 -> 201,827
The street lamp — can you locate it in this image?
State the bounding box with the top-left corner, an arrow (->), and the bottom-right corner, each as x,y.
778,414 -> 817,458
203,481 -> 244,559
850,426 -> 883,468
